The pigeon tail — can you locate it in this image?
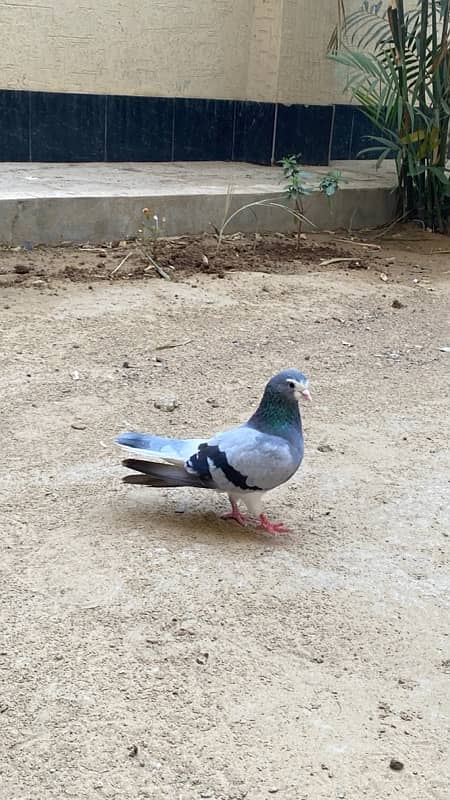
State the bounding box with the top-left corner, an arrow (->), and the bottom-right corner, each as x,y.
115,431 -> 204,463
121,459 -> 212,489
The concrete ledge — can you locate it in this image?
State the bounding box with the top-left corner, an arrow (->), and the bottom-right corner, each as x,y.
0,161 -> 398,245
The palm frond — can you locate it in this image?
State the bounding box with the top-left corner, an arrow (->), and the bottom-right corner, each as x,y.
330,0 -> 450,231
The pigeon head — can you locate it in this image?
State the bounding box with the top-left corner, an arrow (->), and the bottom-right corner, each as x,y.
265,368 -> 311,403
247,368 -> 311,437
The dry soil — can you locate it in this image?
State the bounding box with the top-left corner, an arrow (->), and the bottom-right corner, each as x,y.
0,228 -> 449,800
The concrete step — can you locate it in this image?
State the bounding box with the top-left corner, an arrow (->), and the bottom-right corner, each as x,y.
0,160 -> 398,246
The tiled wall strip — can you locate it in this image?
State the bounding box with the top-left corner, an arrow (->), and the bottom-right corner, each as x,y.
0,89 -> 384,165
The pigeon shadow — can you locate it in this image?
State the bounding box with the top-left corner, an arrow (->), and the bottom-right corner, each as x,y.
112,496 -> 294,548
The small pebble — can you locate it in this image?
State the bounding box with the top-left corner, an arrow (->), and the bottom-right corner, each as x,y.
389,758 -> 404,771
14,264 -> 31,274
392,299 -> 405,309
154,397 -> 178,412
317,444 -> 333,453
71,422 -> 87,430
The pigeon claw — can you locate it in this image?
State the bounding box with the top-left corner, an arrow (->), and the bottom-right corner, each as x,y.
221,497 -> 252,527
257,514 -> 290,535
221,509 -> 250,526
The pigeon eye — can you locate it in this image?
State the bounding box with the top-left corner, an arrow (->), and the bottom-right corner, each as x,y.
287,380 -> 295,389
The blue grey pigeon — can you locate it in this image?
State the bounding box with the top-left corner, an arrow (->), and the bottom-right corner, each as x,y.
115,368 -> 311,534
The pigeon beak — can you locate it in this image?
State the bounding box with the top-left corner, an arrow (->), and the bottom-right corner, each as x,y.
300,388 -> 312,402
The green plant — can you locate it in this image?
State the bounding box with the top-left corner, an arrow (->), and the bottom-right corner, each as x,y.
329,1 -> 450,232
279,155 -> 315,245
279,155 -> 346,246
318,169 -> 345,197
215,162 -> 345,252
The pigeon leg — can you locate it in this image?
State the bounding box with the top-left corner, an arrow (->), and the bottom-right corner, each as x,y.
221,496 -> 251,526
257,514 -> 290,535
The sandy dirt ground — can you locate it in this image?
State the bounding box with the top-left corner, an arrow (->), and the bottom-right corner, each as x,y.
0,229 -> 449,800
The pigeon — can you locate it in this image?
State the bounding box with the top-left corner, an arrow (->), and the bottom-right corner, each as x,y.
115,368 -> 311,534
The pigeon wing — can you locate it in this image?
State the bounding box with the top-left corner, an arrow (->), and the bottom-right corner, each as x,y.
186,425 -> 302,493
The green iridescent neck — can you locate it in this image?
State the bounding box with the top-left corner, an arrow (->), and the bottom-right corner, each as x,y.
247,386 -> 301,436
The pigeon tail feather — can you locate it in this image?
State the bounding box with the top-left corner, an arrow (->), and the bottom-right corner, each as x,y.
115,432 -> 204,464
121,459 -> 211,489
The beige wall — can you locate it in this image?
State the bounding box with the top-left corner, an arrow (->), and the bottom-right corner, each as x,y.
1,0 -> 253,98
0,0 -> 367,104
276,0 -> 344,105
